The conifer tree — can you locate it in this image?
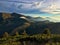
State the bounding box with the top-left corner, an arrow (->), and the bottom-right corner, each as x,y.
15,31 -> 19,36
43,28 -> 51,35
22,30 -> 27,35
3,32 -> 9,38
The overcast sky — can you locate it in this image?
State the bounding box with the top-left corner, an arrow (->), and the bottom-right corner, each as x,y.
0,0 -> 60,22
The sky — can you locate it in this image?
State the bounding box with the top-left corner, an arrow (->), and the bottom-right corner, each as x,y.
0,0 -> 60,22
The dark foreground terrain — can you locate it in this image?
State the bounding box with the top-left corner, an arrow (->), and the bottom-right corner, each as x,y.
0,33 -> 60,45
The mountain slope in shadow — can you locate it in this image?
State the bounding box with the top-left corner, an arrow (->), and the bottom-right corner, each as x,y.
0,12 -> 60,36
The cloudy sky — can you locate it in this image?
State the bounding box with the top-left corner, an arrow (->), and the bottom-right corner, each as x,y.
0,0 -> 60,22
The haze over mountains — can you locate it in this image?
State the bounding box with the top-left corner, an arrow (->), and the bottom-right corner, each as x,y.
0,12 -> 60,35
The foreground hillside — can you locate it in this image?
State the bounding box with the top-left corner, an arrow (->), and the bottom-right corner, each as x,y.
0,33 -> 60,45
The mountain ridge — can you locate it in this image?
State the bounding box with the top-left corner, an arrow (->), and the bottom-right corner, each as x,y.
0,12 -> 60,35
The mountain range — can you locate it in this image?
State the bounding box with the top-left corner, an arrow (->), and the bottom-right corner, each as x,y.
0,12 -> 60,36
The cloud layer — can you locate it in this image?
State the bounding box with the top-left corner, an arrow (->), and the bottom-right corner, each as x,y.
0,0 -> 60,14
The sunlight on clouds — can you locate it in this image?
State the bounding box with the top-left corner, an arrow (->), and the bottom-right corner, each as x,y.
32,15 -> 60,22
33,15 -> 60,22
41,2 -> 60,14
33,15 -> 40,17
32,15 -> 47,19
51,16 -> 60,20
48,16 -> 60,22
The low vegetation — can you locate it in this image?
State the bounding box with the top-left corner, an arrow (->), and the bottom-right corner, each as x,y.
0,29 -> 60,45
